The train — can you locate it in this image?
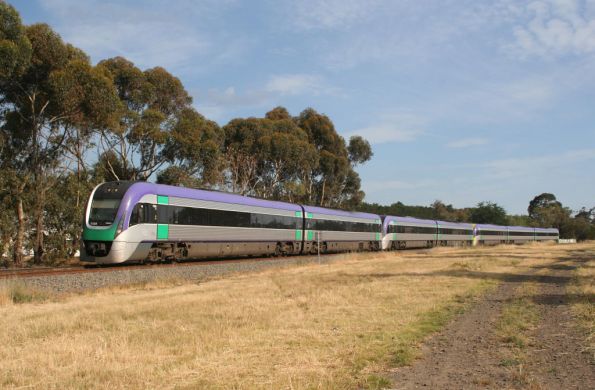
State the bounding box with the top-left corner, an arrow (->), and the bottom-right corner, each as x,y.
81,181 -> 559,264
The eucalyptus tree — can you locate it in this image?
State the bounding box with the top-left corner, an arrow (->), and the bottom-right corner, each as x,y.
256,122 -> 318,201
296,108 -> 372,207
0,3 -> 119,264
97,57 -> 193,181
162,107 -> 224,186
222,117 -> 270,195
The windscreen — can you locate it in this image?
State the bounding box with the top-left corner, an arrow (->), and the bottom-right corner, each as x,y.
87,182 -> 134,226
89,198 -> 121,226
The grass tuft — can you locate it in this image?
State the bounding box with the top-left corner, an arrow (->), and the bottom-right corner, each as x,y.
0,282 -> 50,305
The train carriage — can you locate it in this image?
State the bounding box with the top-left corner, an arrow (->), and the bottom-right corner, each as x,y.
382,216 -> 438,250
82,181 -> 305,264
474,224 -> 508,245
507,225 -> 535,244
436,220 -> 474,246
535,227 -> 559,242
300,205 -> 381,253
81,181 -> 560,264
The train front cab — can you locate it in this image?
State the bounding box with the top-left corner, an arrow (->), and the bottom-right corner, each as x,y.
80,181 -> 142,264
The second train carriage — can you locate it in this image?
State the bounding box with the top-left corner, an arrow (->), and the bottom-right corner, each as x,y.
474,224 -> 508,245
436,220 -> 474,246
381,216 -> 437,250
301,205 -> 382,253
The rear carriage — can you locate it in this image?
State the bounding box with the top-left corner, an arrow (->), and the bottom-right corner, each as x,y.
507,225 -> 535,244
534,227 -> 559,242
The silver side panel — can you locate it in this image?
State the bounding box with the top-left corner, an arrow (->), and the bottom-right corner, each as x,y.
508,234 -> 534,242
438,234 -> 473,242
307,231 -> 377,242
381,233 -> 436,250
168,225 -> 297,242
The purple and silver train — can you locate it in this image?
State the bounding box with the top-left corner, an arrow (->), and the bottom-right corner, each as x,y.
81,181 -> 559,264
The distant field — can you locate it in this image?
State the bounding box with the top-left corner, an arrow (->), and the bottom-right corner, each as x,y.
0,242 -> 592,389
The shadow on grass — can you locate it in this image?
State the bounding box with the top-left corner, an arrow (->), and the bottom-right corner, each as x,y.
348,269 -> 577,284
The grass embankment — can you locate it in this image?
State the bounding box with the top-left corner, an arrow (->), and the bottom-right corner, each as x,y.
0,243 -> 586,389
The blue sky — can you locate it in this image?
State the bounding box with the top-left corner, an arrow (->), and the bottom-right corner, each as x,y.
13,0 -> 595,214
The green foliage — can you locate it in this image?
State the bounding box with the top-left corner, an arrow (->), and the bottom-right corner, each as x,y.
0,1 -> 31,83
348,135 -> 373,166
469,201 -> 508,225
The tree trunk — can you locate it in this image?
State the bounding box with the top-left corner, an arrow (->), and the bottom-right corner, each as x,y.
13,197 -> 25,267
33,187 -> 46,264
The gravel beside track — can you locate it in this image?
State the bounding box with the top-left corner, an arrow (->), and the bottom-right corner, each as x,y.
0,254 -> 344,293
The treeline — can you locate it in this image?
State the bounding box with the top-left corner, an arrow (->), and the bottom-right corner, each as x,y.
0,2 -> 372,265
359,194 -> 595,240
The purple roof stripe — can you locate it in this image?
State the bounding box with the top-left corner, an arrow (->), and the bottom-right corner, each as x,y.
475,224 -> 508,230
302,205 -> 379,220
382,215 -> 437,232
435,220 -> 474,228
507,225 -> 535,231
133,182 -> 300,211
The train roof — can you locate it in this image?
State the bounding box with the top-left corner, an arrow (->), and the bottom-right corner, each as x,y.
301,204 -> 380,220
475,223 -> 508,230
383,216 -> 436,224
507,225 -> 535,232
435,220 -> 474,228
535,227 -> 559,232
125,182 -> 302,211
382,216 -> 436,232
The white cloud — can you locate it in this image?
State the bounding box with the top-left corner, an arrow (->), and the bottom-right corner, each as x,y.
196,74 -> 339,120
482,148 -> 595,179
347,113 -> 426,144
265,74 -> 335,95
38,0 -> 242,71
446,137 -> 489,148
505,0 -> 595,58
287,0 -> 381,30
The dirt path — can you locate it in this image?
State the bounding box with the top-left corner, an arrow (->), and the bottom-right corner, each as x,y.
389,257 -> 594,389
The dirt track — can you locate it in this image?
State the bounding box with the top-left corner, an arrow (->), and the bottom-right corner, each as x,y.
389,249 -> 594,389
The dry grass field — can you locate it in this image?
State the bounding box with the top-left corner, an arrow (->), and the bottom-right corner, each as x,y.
0,242 -> 592,389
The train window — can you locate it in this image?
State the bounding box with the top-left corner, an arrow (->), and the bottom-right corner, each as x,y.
388,225 -> 436,234
439,228 -> 473,235
89,199 -> 121,226
306,218 -> 380,232
130,203 -> 157,226
481,230 -> 506,236
509,231 -> 534,236
152,204 -> 301,230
